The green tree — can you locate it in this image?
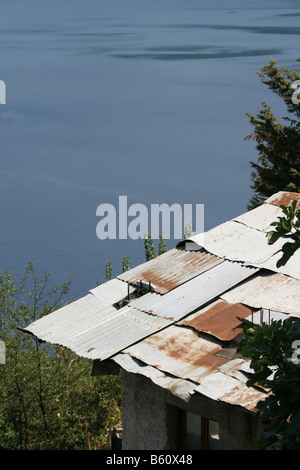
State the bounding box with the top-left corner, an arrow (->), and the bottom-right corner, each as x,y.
0,263 -> 121,449
267,199 -> 300,266
245,59 -> 300,209
239,318 -> 300,450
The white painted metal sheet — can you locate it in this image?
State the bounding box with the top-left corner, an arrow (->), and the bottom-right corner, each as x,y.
233,203 -> 284,232
24,296 -> 171,361
130,261 -> 258,321
221,272 -> 300,316
113,353 -> 196,402
245,309 -> 292,324
187,220 -> 285,266
262,249 -> 300,281
90,278 -> 135,304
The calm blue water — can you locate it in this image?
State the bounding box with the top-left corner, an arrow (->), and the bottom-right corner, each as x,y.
0,0 -> 299,300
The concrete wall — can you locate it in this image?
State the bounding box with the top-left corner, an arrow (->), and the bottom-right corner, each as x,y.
121,371 -> 264,450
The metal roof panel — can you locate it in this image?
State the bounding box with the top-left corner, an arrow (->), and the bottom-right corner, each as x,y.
124,325 -> 229,383
130,261 -> 258,321
113,353 -> 196,402
221,271 -> 300,316
194,371 -> 266,412
118,248 -> 223,294
233,203 -> 284,232
266,191 -> 300,210
24,295 -> 171,360
89,278 -> 135,304
178,300 -> 252,341
187,220 -> 285,266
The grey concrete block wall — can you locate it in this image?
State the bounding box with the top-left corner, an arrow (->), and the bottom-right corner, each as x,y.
121,371 -> 264,450
121,371 -> 172,450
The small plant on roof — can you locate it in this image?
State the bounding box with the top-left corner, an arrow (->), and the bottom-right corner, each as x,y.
267,199 -> 300,266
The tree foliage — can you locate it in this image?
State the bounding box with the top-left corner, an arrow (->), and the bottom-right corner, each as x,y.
267,199 -> 300,266
245,59 -> 300,209
239,318 -> 300,450
0,263 -> 122,449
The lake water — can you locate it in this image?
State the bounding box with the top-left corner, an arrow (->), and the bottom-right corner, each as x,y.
0,0 -> 299,300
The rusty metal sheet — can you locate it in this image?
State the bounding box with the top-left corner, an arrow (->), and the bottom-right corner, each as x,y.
129,261 -> 258,321
123,325 -> 229,383
219,379 -> 267,412
113,353 -> 196,402
194,371 -> 266,412
178,300 -> 252,341
118,248 -> 223,294
266,191 -> 300,210
221,271 -> 300,316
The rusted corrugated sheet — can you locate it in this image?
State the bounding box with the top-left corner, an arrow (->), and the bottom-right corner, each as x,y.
221,271 -> 300,316
219,380 -> 267,412
194,371 -> 267,412
130,261 -> 258,321
118,248 -> 223,294
178,299 -> 253,341
266,191 -> 300,210
123,325 -> 229,383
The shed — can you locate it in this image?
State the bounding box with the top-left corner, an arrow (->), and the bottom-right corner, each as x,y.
22,191 -> 300,450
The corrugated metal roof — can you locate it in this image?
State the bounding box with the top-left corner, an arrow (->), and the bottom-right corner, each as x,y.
113,353 -> 197,402
186,220 -> 286,266
24,295 -> 171,360
129,261 -> 258,321
118,248 -> 223,294
194,371 -> 266,412
123,325 -> 228,383
221,271 -> 300,316
22,191 -> 298,413
177,300 -> 253,341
